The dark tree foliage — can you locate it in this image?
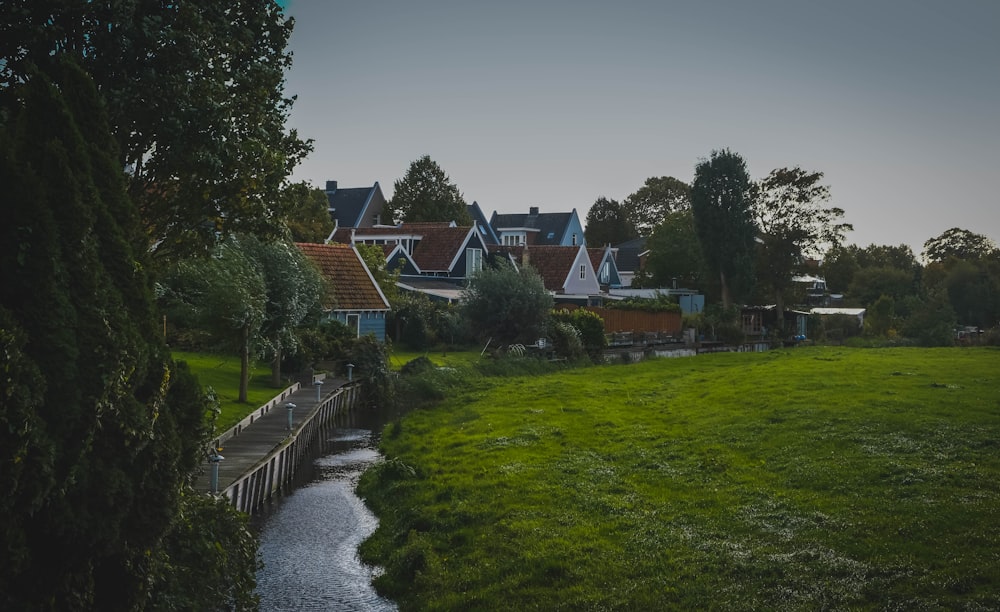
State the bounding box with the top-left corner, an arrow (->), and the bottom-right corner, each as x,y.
1,0 -> 311,259
584,196 -> 636,246
690,149 -> 757,308
750,167 -> 852,322
645,209 -> 708,290
388,155 -> 471,225
0,61 -> 255,610
623,176 -> 691,236
922,227 -> 998,263
284,181 -> 336,243
462,260 -> 553,346
821,243 -> 920,294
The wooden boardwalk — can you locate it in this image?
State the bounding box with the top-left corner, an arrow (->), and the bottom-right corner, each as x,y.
194,376 -> 352,504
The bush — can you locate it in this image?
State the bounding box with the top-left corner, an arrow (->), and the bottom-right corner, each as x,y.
548,320 -> 585,360
551,308 -> 607,362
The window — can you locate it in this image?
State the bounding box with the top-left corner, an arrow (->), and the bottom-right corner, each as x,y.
346,313 -> 360,337
466,248 -> 483,277
572,233 -> 578,246
600,262 -> 609,283
579,264 -> 586,280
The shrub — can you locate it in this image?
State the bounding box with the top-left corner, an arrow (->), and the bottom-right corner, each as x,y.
548,320 -> 585,360
551,308 -> 607,362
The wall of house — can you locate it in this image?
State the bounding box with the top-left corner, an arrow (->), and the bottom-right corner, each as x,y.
560,213 -> 586,247
329,310 -> 387,341
562,251 -> 600,295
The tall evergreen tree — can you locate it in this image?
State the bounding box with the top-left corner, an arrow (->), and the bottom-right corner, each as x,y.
690,149 -> 757,308
0,60 -> 255,610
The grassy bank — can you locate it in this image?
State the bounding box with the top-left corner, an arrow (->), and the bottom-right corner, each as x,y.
358,346 -> 1000,610
171,351 -> 279,432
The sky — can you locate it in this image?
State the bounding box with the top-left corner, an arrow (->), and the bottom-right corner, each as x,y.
280,0 -> 999,257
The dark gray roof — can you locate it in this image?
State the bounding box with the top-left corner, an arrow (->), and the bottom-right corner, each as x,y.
467,201 -> 499,245
491,210 -> 573,245
613,237 -> 647,272
327,185 -> 375,228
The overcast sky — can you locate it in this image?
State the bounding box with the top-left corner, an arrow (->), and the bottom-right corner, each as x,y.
280,0 -> 999,256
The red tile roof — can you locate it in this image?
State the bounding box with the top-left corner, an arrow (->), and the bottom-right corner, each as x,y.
296,243 -> 389,311
401,223 -> 473,272
507,245 -> 580,292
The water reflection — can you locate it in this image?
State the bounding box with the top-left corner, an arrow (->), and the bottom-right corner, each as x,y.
256,428 -> 397,611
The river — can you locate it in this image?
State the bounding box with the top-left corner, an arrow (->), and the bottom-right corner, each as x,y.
254,422 -> 397,611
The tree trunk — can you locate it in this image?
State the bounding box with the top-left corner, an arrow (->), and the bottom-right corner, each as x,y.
239,324 -> 250,403
774,290 -> 785,333
270,340 -> 282,388
720,270 -> 731,310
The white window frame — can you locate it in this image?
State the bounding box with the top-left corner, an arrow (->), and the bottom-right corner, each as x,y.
466,248 -> 483,277
579,264 -> 586,280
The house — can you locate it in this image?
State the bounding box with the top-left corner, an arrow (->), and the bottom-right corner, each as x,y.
810,307 -> 866,329
296,242 -> 391,340
324,180 -> 388,231
490,206 -> 585,248
505,244 -> 602,305
612,237 -> 649,287
588,246 -> 622,289
467,201 -> 500,246
741,305 -> 810,339
332,221 -> 491,302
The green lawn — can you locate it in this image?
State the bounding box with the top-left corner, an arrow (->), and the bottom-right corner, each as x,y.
359,346 -> 1000,610
389,348 -> 485,371
171,351 -> 283,432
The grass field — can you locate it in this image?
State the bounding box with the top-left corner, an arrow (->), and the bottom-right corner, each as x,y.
358,346 -> 1000,610
171,351 -> 280,432
388,348 -> 485,371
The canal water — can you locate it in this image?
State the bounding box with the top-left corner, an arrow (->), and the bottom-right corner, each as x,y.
254,416 -> 397,611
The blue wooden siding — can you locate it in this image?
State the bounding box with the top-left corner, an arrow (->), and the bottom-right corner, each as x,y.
328,310 -> 387,341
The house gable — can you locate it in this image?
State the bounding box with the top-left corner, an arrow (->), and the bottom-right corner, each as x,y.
325,181 -> 387,229
491,207 -> 585,247
508,245 -> 600,295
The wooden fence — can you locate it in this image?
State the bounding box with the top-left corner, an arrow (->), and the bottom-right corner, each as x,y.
578,306 -> 682,335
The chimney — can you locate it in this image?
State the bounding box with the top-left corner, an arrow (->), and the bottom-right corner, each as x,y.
529,206 -> 539,215
326,180 -> 338,192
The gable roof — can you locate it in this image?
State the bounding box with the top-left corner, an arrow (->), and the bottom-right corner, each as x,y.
325,181 -> 385,228
491,209 -> 575,245
504,245 -> 587,292
467,201 -> 500,245
296,242 -> 390,311
613,237 -> 648,272
402,222 -> 483,272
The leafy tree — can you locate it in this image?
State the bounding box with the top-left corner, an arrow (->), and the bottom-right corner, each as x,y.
822,243 -> 921,296
922,227 -> 998,263
751,167 -> 852,322
865,294 -> 896,337
900,289 -> 957,346
644,209 -> 708,289
462,260 -> 553,346
356,242 -> 400,304
387,155 -> 471,225
159,237 -> 268,402
690,149 -> 757,308
0,60 -> 249,609
623,176 -> 691,236
244,236 -> 325,387
584,196 -> 635,246
284,181 -> 335,243
848,266 -> 919,309
1,0 -> 311,259
923,257 -> 1000,328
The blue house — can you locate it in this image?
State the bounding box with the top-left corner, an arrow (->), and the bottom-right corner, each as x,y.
490,206 -> 586,248
324,180 -> 388,231
296,242 -> 391,340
